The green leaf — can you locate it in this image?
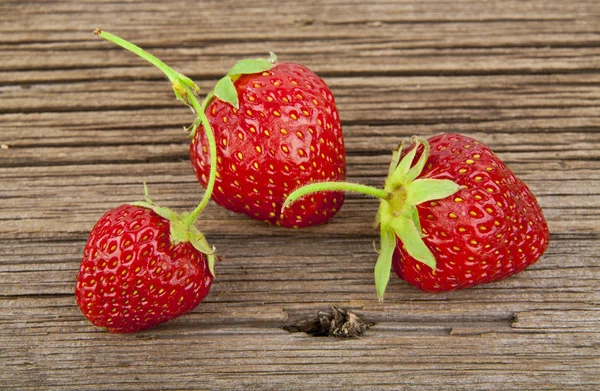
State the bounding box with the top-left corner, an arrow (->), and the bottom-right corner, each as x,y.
227,58 -> 274,77
374,227 -> 397,301
213,76 -> 238,108
389,216 -> 436,270
404,139 -> 430,183
405,179 -> 461,205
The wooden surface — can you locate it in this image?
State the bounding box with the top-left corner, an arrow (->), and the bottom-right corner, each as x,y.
1,0 -> 599,390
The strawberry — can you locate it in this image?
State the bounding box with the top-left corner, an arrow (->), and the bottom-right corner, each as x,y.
284,133 -> 549,298
76,204 -> 213,333
190,57 -> 346,228
79,30 -> 221,332
390,133 -> 549,292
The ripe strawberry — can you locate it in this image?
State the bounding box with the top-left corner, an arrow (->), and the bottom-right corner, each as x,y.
284,133 -> 549,298
190,58 -> 346,228
390,133 -> 549,292
76,205 -> 213,333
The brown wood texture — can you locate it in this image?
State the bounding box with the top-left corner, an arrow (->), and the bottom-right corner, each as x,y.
1,0 -> 599,390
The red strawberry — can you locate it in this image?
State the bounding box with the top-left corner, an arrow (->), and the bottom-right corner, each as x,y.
284,133 -> 549,298
390,133 -> 549,292
76,205 -> 213,333
190,59 -> 346,228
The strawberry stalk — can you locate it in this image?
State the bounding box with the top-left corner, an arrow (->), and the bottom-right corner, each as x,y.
93,29 -> 218,275
283,137 -> 461,300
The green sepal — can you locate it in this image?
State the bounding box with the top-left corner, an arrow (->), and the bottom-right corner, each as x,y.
374,227 -> 396,301
391,136 -> 420,184
405,179 -> 461,206
168,213 -> 191,244
178,74 -> 200,95
387,142 -> 404,177
172,77 -> 200,109
227,56 -> 276,78
185,94 -> 214,139
206,253 -> 216,278
374,209 -> 382,229
210,53 -> 277,109
213,76 -> 239,108
189,226 -> 216,277
130,182 -> 180,222
130,183 -> 216,277
132,200 -> 179,222
389,216 -> 436,271
408,205 -> 422,234
185,116 -> 202,139
404,139 -> 430,183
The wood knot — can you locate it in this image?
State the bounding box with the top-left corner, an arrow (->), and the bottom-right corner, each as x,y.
282,306 -> 373,338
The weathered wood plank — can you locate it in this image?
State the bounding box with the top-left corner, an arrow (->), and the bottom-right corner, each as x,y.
3,48 -> 600,86
4,73 -> 600,115
1,0 -> 599,390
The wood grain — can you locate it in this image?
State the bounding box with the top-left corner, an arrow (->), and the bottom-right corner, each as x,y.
1,0 -> 599,390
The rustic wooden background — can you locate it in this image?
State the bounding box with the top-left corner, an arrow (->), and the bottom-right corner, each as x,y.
1,0 -> 599,390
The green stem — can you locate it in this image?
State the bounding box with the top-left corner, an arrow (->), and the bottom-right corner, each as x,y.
182,103 -> 217,228
283,182 -> 389,210
94,29 -> 180,83
94,29 -> 216,229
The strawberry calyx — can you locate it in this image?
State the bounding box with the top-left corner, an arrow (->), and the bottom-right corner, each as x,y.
190,53 -> 278,138
204,52 -> 277,108
375,138 -> 460,299
283,136 -> 461,300
94,29 -> 218,276
131,184 -> 216,276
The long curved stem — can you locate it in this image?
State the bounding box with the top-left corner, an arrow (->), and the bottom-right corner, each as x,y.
283,181 -> 389,210
94,29 -> 180,83
94,29 -> 216,229
182,96 -> 217,228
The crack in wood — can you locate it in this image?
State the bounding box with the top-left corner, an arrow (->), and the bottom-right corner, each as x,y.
282,306 -> 374,337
